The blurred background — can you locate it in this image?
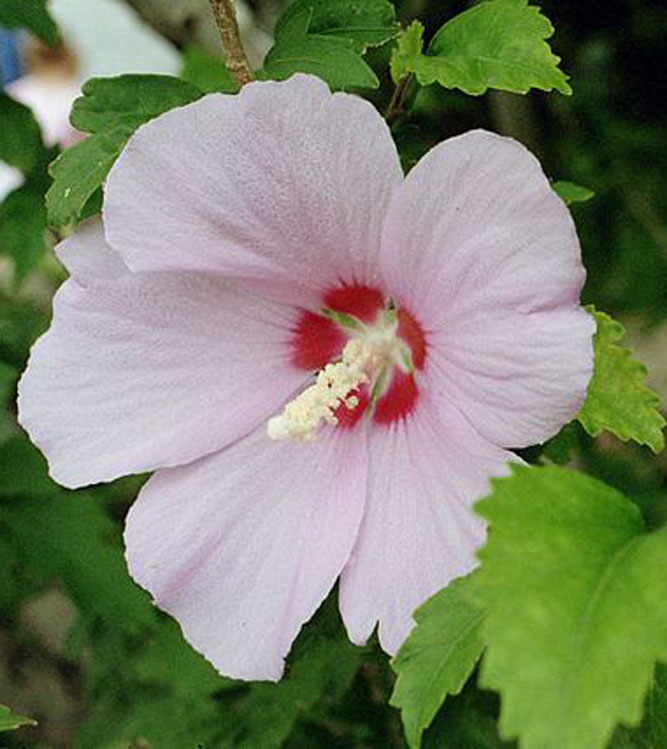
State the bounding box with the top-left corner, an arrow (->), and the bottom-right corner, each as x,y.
1,1 -> 665,746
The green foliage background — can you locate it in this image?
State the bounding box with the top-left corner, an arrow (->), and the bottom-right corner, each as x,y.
0,0 -> 666,747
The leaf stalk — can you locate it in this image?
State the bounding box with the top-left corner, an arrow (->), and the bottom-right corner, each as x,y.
385,75 -> 412,125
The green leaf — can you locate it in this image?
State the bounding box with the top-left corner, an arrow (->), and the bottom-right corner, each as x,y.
70,74 -> 202,134
46,75 -> 203,227
578,308 -> 665,453
0,361 -> 17,405
263,3 -> 381,90
391,1 -> 571,96
133,619 -> 226,698
80,186 -> 103,221
0,292 -> 50,371
74,618 -> 228,748
46,127 -> 132,228
76,594 -> 360,749
0,0 -> 59,46
475,465 -> 667,749
393,122 -> 429,174
552,180 -> 595,205
611,663 -> 667,748
233,632 -> 360,747
421,681 -> 509,749
0,186 -> 47,282
212,596 -> 361,747
0,704 -> 36,732
4,489 -> 155,633
0,93 -> 45,173
0,94 -> 52,280
180,46 -> 239,94
391,574 -> 485,748
275,0 -> 398,53
0,435 -> 155,633
75,689 -> 221,749
0,433 -> 56,496
390,21 -> 424,84
541,421 -> 583,465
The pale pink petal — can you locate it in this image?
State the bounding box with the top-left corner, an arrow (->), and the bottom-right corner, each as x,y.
380,129 -> 594,447
18,227 -> 305,489
54,219 -> 126,284
427,306 -> 594,448
339,396 -> 516,653
124,423 -> 368,681
104,74 -> 402,289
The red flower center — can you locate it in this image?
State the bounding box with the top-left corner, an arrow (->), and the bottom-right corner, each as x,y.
290,283 -> 427,427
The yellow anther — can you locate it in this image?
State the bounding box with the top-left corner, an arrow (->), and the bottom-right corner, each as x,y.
267,339 -> 372,442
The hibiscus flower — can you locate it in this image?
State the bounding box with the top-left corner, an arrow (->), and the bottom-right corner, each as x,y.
18,74 -> 594,681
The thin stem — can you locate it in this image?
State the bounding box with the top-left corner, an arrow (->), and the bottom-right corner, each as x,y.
208,0 -> 254,87
385,75 -> 412,125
